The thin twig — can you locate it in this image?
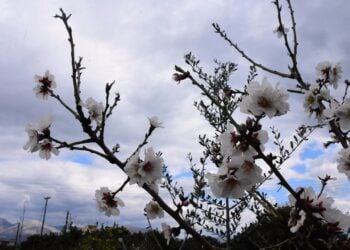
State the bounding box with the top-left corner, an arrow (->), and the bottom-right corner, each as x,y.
50,92 -> 79,120
51,137 -> 94,148
124,126 -> 156,165
212,23 -> 292,79
273,0 -> 307,88
112,178 -> 130,196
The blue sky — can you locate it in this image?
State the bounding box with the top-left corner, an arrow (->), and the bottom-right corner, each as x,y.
0,0 -> 350,232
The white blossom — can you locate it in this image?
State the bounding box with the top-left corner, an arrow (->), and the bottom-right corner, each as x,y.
240,78 -> 289,118
23,123 -> 39,152
205,159 -> 259,199
38,139 -> 59,160
23,115 -> 53,154
288,209 -> 306,233
251,129 -> 269,152
161,223 -> 172,245
303,85 -> 330,120
217,123 -> 239,157
337,148 -> 350,180
229,155 -> 263,188
138,147 -> 163,184
322,208 -> 350,231
288,187 -> 317,206
125,147 -> 163,188
148,116 -> 163,128
144,200 -> 164,219
125,152 -> 142,185
333,99 -> 350,131
324,99 -> 350,131
147,180 -> 160,193
95,187 -> 124,217
33,70 -> 56,100
316,61 -> 342,89
273,25 -> 289,38
288,187 -> 350,233
36,115 -> 53,131
217,123 -> 268,158
84,97 -> 104,125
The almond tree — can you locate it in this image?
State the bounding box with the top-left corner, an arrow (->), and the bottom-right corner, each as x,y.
24,1 -> 350,249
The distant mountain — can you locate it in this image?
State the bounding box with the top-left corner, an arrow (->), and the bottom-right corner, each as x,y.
0,218 -> 12,231
0,219 -> 59,241
126,225 -> 148,233
0,217 -> 147,242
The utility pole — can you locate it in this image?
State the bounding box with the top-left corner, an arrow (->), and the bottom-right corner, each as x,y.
63,210 -> 70,233
40,196 -> 51,237
18,201 -> 26,244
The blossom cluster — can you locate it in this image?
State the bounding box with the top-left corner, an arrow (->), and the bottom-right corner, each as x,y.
205,77 -> 290,201
23,115 -> 59,159
205,123 -> 267,199
288,187 -> 350,233
304,62 -> 350,180
316,61 -> 342,89
303,85 -> 330,120
303,61 -> 342,121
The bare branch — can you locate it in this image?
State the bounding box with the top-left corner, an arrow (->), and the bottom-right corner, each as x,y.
50,92 -> 80,120
112,177 -> 130,196
212,23 -> 292,79
124,125 -> 157,165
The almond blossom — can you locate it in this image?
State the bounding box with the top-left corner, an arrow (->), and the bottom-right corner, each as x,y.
288,208 -> 306,233
217,123 -> 268,158
84,97 -> 104,125
316,61 -> 342,89
323,208 -> 350,232
24,115 -> 54,154
38,139 -> 59,160
217,124 -> 240,157
125,147 -> 163,190
240,78 -> 289,118
324,99 -> 350,131
333,100 -> 350,131
144,200 -> 164,219
33,70 -> 56,99
303,85 -> 330,120
23,123 -> 40,153
148,116 -> 163,129
161,223 -> 172,245
205,154 -> 262,199
206,170 -> 246,199
273,25 -> 289,38
229,155 -> 263,188
288,187 -> 350,233
172,73 -> 188,83
95,187 -> 124,217
337,148 -> 350,180
125,152 -> 143,185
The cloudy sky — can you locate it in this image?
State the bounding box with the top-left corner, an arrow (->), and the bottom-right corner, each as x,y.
1,0 -> 350,233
